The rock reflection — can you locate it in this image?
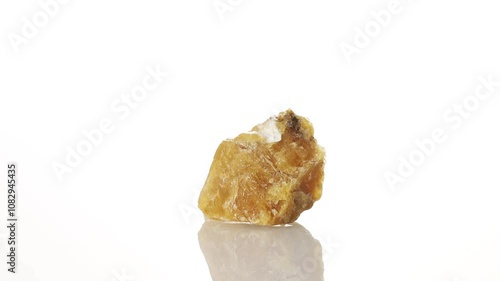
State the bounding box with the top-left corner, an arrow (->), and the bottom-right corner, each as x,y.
198,221 -> 324,281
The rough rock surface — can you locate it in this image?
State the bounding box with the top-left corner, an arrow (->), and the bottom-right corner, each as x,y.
198,109 -> 325,225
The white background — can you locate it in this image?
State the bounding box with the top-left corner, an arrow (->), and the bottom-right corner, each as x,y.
1,0 -> 500,280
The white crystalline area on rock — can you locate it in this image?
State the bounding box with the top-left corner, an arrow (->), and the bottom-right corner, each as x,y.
255,117 -> 282,143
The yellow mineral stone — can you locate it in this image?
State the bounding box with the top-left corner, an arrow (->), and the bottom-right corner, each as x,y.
198,109 -> 325,225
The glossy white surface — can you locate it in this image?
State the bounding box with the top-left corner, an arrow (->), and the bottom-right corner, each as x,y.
1,0 -> 500,280
199,221 -> 324,281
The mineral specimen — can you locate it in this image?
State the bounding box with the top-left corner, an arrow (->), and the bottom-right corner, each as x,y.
198,109 -> 325,225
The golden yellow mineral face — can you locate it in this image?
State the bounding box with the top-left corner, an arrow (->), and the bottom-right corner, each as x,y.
198,109 -> 325,225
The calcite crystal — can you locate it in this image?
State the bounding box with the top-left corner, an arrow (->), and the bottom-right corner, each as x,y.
198,109 -> 325,225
